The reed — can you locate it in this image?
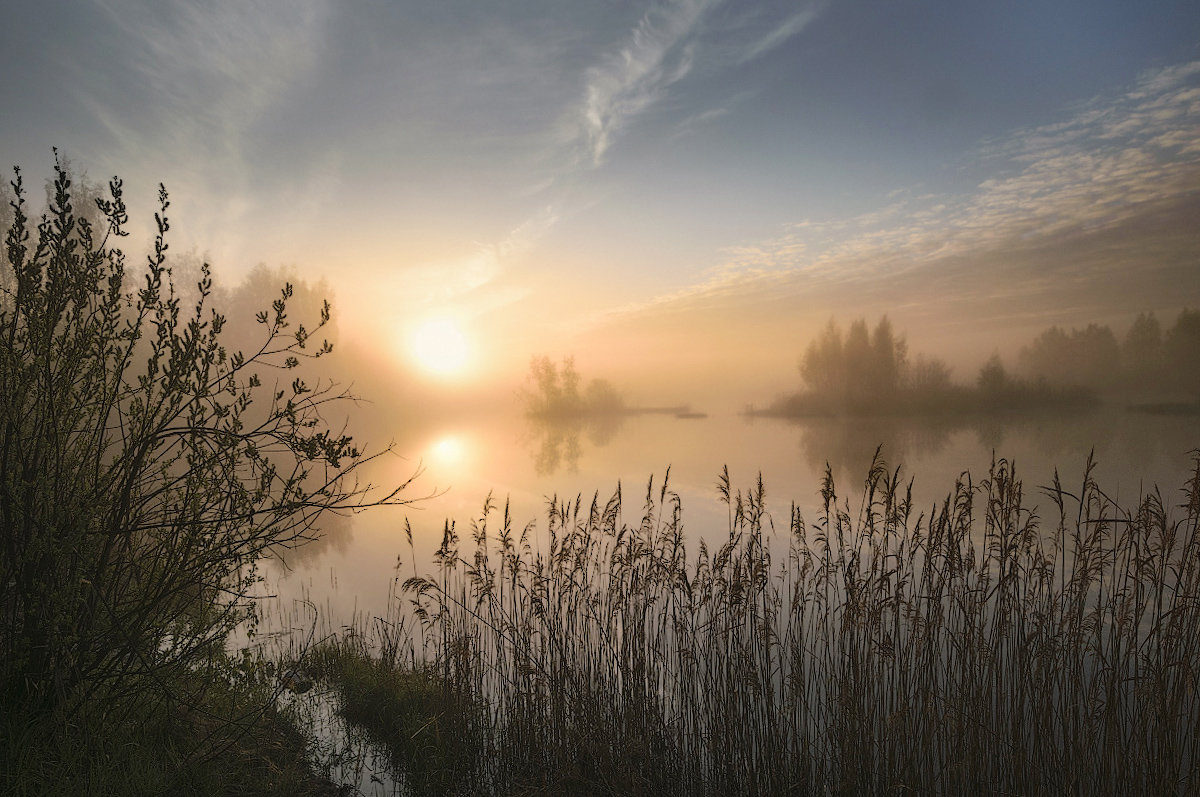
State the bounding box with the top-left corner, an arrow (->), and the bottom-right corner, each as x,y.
373,451 -> 1200,795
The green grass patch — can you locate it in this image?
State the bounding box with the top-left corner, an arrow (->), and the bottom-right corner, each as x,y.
1,660 -> 338,796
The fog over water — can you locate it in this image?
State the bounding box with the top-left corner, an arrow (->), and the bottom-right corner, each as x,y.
7,6 -> 1200,792
3,0 -> 1198,635
263,398 -> 1198,628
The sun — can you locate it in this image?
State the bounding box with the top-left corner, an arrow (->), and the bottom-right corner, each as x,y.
429,435 -> 465,464
409,317 -> 470,377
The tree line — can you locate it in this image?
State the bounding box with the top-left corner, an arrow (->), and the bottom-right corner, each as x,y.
1016,311 -> 1200,399
766,310 -> 1200,417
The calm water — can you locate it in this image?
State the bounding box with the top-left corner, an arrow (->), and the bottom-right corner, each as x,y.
262,405 -> 1199,630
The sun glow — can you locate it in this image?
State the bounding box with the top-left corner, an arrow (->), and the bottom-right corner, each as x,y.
429,435 -> 465,465
409,317 -> 470,377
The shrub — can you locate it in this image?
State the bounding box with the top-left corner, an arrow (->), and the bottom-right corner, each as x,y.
0,156 -> 407,728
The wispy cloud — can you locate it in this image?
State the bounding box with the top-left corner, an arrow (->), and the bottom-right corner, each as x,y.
668,105 -> 733,142
572,0 -> 823,166
578,0 -> 717,165
604,60 -> 1200,327
738,4 -> 826,63
478,0 -> 825,322
75,1 -> 331,255
396,205 -> 560,321
88,0 -> 328,163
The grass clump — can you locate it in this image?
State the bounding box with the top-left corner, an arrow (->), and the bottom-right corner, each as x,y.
368,451 -> 1200,795
306,633 -> 482,796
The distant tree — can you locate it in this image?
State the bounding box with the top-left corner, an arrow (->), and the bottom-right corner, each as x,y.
1018,323 -> 1120,390
977,353 -> 1010,396
584,377 -> 623,414
1076,324 -> 1121,387
869,315 -> 907,400
1018,326 -> 1068,381
221,263 -> 337,348
842,319 -> 872,407
523,356 -> 626,418
1121,312 -> 1164,390
800,319 -> 844,398
0,158 -> 407,719
907,354 -> 953,394
522,357 -> 625,475
1165,309 -> 1200,397
523,356 -> 582,417
799,316 -> 907,410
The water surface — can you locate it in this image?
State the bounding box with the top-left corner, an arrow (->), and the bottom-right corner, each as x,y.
262,406 -> 1199,630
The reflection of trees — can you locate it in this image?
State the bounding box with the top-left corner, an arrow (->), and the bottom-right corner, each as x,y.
793,406 -> 1194,491
521,356 -> 628,475
796,415 -> 960,484
525,412 -> 625,476
972,407 -> 1196,477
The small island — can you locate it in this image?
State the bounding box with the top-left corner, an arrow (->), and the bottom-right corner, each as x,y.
750,314 -> 1200,419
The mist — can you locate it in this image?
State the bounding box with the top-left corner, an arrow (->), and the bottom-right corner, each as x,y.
5,2 -> 1200,792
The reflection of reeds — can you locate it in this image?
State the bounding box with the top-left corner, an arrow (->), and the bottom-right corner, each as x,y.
380,452 -> 1200,794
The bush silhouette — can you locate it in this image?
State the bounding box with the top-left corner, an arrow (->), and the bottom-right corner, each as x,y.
0,156 -> 406,724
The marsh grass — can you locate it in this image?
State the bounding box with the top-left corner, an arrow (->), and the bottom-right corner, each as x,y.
357,451 -> 1200,795
304,635 -> 479,795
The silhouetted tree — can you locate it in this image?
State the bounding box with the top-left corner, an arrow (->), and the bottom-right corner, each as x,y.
977,353 -> 1010,396
1165,308 -> 1200,398
1017,323 -> 1120,390
0,158 -> 407,721
869,315 -> 906,400
907,354 -> 952,394
800,319 -> 844,398
522,356 -> 623,418
1121,312 -> 1164,392
774,316 -> 1099,416
842,319 -> 872,408
798,316 -> 908,410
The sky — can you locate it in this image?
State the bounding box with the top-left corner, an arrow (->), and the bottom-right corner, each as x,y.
2,0 -> 1199,406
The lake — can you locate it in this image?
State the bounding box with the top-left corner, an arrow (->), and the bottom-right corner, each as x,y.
260,404 -> 1200,633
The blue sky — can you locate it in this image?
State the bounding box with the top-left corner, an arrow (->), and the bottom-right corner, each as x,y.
2,0 -> 1198,395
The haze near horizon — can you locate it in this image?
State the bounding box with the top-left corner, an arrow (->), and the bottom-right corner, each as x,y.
2,1 -> 1199,409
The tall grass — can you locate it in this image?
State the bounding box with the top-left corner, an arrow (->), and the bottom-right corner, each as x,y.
351,452 -> 1200,794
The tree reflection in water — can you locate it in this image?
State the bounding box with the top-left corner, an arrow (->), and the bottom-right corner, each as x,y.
524,411 -> 624,476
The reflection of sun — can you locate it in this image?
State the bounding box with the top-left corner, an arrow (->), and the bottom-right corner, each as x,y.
409,317 -> 469,377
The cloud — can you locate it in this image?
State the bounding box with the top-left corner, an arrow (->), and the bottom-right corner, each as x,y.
667,105 -> 733,142
572,0 -> 823,166
72,1 -> 332,256
602,60 -> 1200,329
578,0 -> 718,165
393,206 -> 560,320
89,1 -> 328,162
738,5 -> 825,63
414,0 -> 827,315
